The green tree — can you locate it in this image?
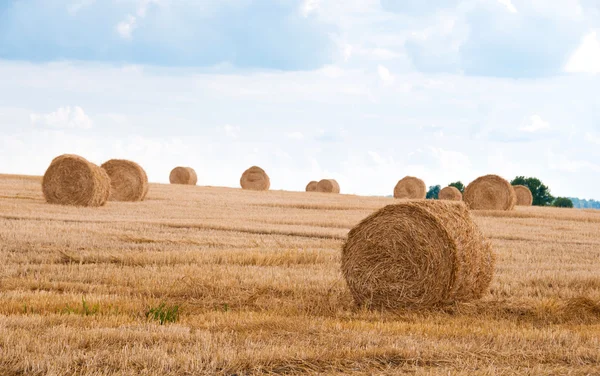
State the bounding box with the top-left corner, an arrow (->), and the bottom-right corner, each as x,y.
448,181 -> 465,193
510,176 -> 554,206
426,185 -> 441,200
553,197 -> 573,208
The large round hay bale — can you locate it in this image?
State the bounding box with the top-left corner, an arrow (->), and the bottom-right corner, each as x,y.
100,159 -> 148,202
341,201 -> 494,309
464,175 -> 516,211
306,181 -> 318,192
439,186 -> 462,201
240,166 -> 270,191
393,176 -> 426,199
42,154 -> 110,207
169,167 -> 197,185
513,185 -> 533,206
316,179 -> 340,193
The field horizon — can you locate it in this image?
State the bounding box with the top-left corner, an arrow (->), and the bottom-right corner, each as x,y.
1,173 -> 599,375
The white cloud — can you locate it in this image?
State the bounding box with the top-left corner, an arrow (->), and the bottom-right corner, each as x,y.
301,0 -> 320,17
565,31 -> 600,74
519,115 -> 549,132
115,0 -> 161,40
287,131 -> 304,140
497,0 -> 518,13
30,106 -> 93,129
585,132 -> 600,145
67,0 -> 96,15
220,124 -> 240,138
343,44 -> 403,62
548,151 -> 600,173
368,151 -> 385,165
116,16 -> 137,39
377,65 -> 394,85
430,147 -> 472,172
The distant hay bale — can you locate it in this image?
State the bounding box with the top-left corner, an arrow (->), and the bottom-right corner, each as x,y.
513,185 -> 533,206
100,159 -> 148,202
341,200 -> 495,309
169,167 -> 197,185
306,181 -> 318,192
464,175 -> 516,211
316,179 -> 340,193
240,166 -> 270,191
393,176 -> 426,199
439,186 -> 462,201
42,154 -> 110,207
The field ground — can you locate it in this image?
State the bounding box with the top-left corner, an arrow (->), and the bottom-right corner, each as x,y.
1,174 -> 599,375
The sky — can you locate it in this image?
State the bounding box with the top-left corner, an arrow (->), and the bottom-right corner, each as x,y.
1,0 -> 599,199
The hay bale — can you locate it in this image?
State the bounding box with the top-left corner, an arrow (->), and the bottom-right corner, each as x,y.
42,154 -> 110,207
169,167 -> 197,185
316,179 -> 340,193
439,186 -> 462,201
306,181 -> 318,192
240,166 -> 270,191
101,159 -> 148,202
513,185 -> 533,206
393,176 -> 426,199
464,175 -> 516,211
341,200 -> 495,309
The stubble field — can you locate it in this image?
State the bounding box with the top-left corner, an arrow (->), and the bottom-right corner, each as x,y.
0,174 -> 599,375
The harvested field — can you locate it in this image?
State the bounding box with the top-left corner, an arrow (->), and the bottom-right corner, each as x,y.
1,173 -> 599,375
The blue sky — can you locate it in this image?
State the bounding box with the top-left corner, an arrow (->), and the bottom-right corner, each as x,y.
1,0 -> 599,198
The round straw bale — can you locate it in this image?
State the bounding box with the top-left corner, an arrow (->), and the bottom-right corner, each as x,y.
42,154 -> 110,207
464,175 -> 516,211
240,166 -> 270,191
316,179 -> 340,193
439,186 -> 462,201
100,159 -> 148,202
169,167 -> 197,185
393,176 -> 426,199
341,200 -> 495,309
513,185 -> 533,206
306,181 -> 318,192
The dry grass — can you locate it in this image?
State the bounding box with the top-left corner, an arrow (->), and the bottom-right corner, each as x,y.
1,173 -> 599,375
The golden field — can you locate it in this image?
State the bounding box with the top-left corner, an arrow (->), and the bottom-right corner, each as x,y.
0,173 -> 599,375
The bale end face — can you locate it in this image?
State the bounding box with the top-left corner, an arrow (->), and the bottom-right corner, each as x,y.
101,159 -> 148,202
306,181 -> 318,192
42,154 -> 110,207
393,176 -> 426,199
341,200 -> 494,310
316,179 -> 340,193
464,174 -> 516,211
169,167 -> 197,185
513,185 -> 533,206
240,166 -> 270,191
439,186 -> 462,201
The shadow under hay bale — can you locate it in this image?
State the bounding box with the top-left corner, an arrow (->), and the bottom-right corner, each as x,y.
513,185 -> 533,206
42,154 -> 110,207
306,181 -> 318,192
101,159 -> 148,202
341,200 -> 495,309
169,167 -> 197,185
439,186 -> 462,201
464,175 -> 516,211
316,179 -> 340,194
240,166 -> 270,191
393,176 -> 426,199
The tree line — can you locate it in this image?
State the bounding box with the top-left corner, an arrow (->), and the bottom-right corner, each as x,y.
425,176 -> 596,209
